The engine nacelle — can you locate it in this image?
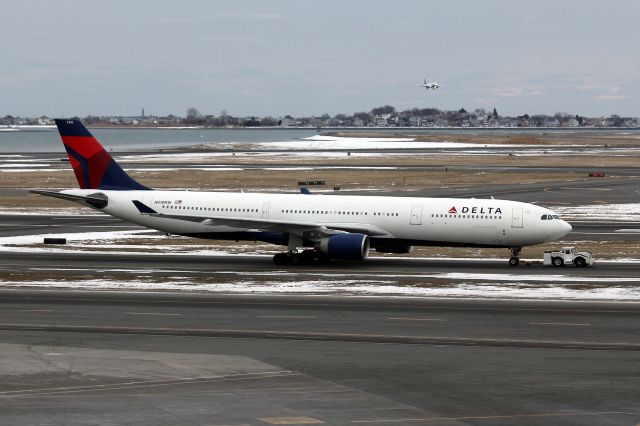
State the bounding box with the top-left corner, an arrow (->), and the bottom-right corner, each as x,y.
319,233 -> 370,260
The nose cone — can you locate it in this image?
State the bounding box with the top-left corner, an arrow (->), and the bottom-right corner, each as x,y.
558,220 -> 572,238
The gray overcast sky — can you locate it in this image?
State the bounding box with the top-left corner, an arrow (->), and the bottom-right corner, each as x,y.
1,0 -> 638,118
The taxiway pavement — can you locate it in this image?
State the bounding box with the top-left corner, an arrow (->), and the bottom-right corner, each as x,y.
0,290 -> 638,425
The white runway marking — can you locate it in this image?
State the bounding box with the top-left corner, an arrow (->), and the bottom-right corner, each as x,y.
529,322 -> 591,327
386,317 -> 446,322
0,371 -> 297,397
256,315 -> 317,319
126,312 -> 183,317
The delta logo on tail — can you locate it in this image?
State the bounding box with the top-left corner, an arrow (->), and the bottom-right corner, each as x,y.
54,119 -> 149,191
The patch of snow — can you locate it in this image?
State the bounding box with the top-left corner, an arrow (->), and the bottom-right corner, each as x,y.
304,135 -> 416,142
258,137 -> 509,150
421,272 -> 639,283
0,169 -> 68,172
0,163 -> 50,168
0,229 -> 158,246
3,229 -> 640,301
2,277 -> 640,301
0,208 -> 101,216
553,204 -> 640,221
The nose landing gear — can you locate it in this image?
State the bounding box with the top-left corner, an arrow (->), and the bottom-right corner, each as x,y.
509,247 -> 522,266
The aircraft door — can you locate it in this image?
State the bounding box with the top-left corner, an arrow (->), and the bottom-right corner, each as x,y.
410,205 -> 423,225
261,203 -> 271,219
511,208 -> 523,228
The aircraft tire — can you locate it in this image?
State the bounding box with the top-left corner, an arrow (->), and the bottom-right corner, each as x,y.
299,250 -> 317,264
273,253 -> 289,265
509,257 -> 519,266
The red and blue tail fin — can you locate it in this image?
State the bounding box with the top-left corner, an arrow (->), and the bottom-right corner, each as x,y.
55,119 -> 150,191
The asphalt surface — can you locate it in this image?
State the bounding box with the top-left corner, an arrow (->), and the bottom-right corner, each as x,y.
1,213 -> 640,425
1,152 -> 640,425
0,291 -> 638,426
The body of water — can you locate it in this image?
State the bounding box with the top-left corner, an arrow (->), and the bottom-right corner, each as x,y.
0,128 -> 318,153
0,127 -> 638,153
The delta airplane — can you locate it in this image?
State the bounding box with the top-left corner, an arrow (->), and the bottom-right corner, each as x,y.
33,119 -> 572,266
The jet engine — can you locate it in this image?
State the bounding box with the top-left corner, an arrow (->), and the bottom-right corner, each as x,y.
319,233 -> 370,260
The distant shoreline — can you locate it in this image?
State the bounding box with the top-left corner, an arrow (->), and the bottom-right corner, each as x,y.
3,124 -> 640,132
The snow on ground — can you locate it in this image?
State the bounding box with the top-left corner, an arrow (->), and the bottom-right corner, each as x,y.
0,169 -> 69,172
553,203 -> 640,221
117,151 -> 419,162
0,163 -> 50,168
115,146 -> 640,162
305,135 -> 416,142
0,125 -> 56,130
0,230 -> 271,257
257,135 -> 515,150
1,229 -> 640,301
123,166 -> 398,172
0,229 -> 159,246
2,276 -> 640,301
0,208 -> 101,216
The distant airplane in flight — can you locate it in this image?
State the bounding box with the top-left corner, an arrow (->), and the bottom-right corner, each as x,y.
32,119 -> 572,266
418,78 -> 440,91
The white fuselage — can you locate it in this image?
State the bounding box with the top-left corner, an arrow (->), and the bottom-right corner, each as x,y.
64,189 -> 572,248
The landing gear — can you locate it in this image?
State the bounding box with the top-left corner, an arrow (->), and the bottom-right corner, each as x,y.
272,249 -> 326,266
272,252 -> 290,265
509,247 -> 522,266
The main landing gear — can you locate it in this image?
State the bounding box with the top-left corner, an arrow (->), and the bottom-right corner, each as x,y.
273,249 -> 330,265
509,247 -> 522,266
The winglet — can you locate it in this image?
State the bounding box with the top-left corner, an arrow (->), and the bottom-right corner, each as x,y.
132,200 -> 157,214
299,187 -> 312,195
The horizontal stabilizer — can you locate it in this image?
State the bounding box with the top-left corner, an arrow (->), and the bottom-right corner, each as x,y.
31,190 -> 108,208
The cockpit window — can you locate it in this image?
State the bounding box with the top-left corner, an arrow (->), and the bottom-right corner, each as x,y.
541,214 -> 561,220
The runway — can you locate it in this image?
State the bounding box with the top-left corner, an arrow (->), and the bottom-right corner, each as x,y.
0,290 -> 638,425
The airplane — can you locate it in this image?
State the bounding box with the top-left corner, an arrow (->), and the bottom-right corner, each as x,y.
419,78 -> 440,91
32,119 -> 572,266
